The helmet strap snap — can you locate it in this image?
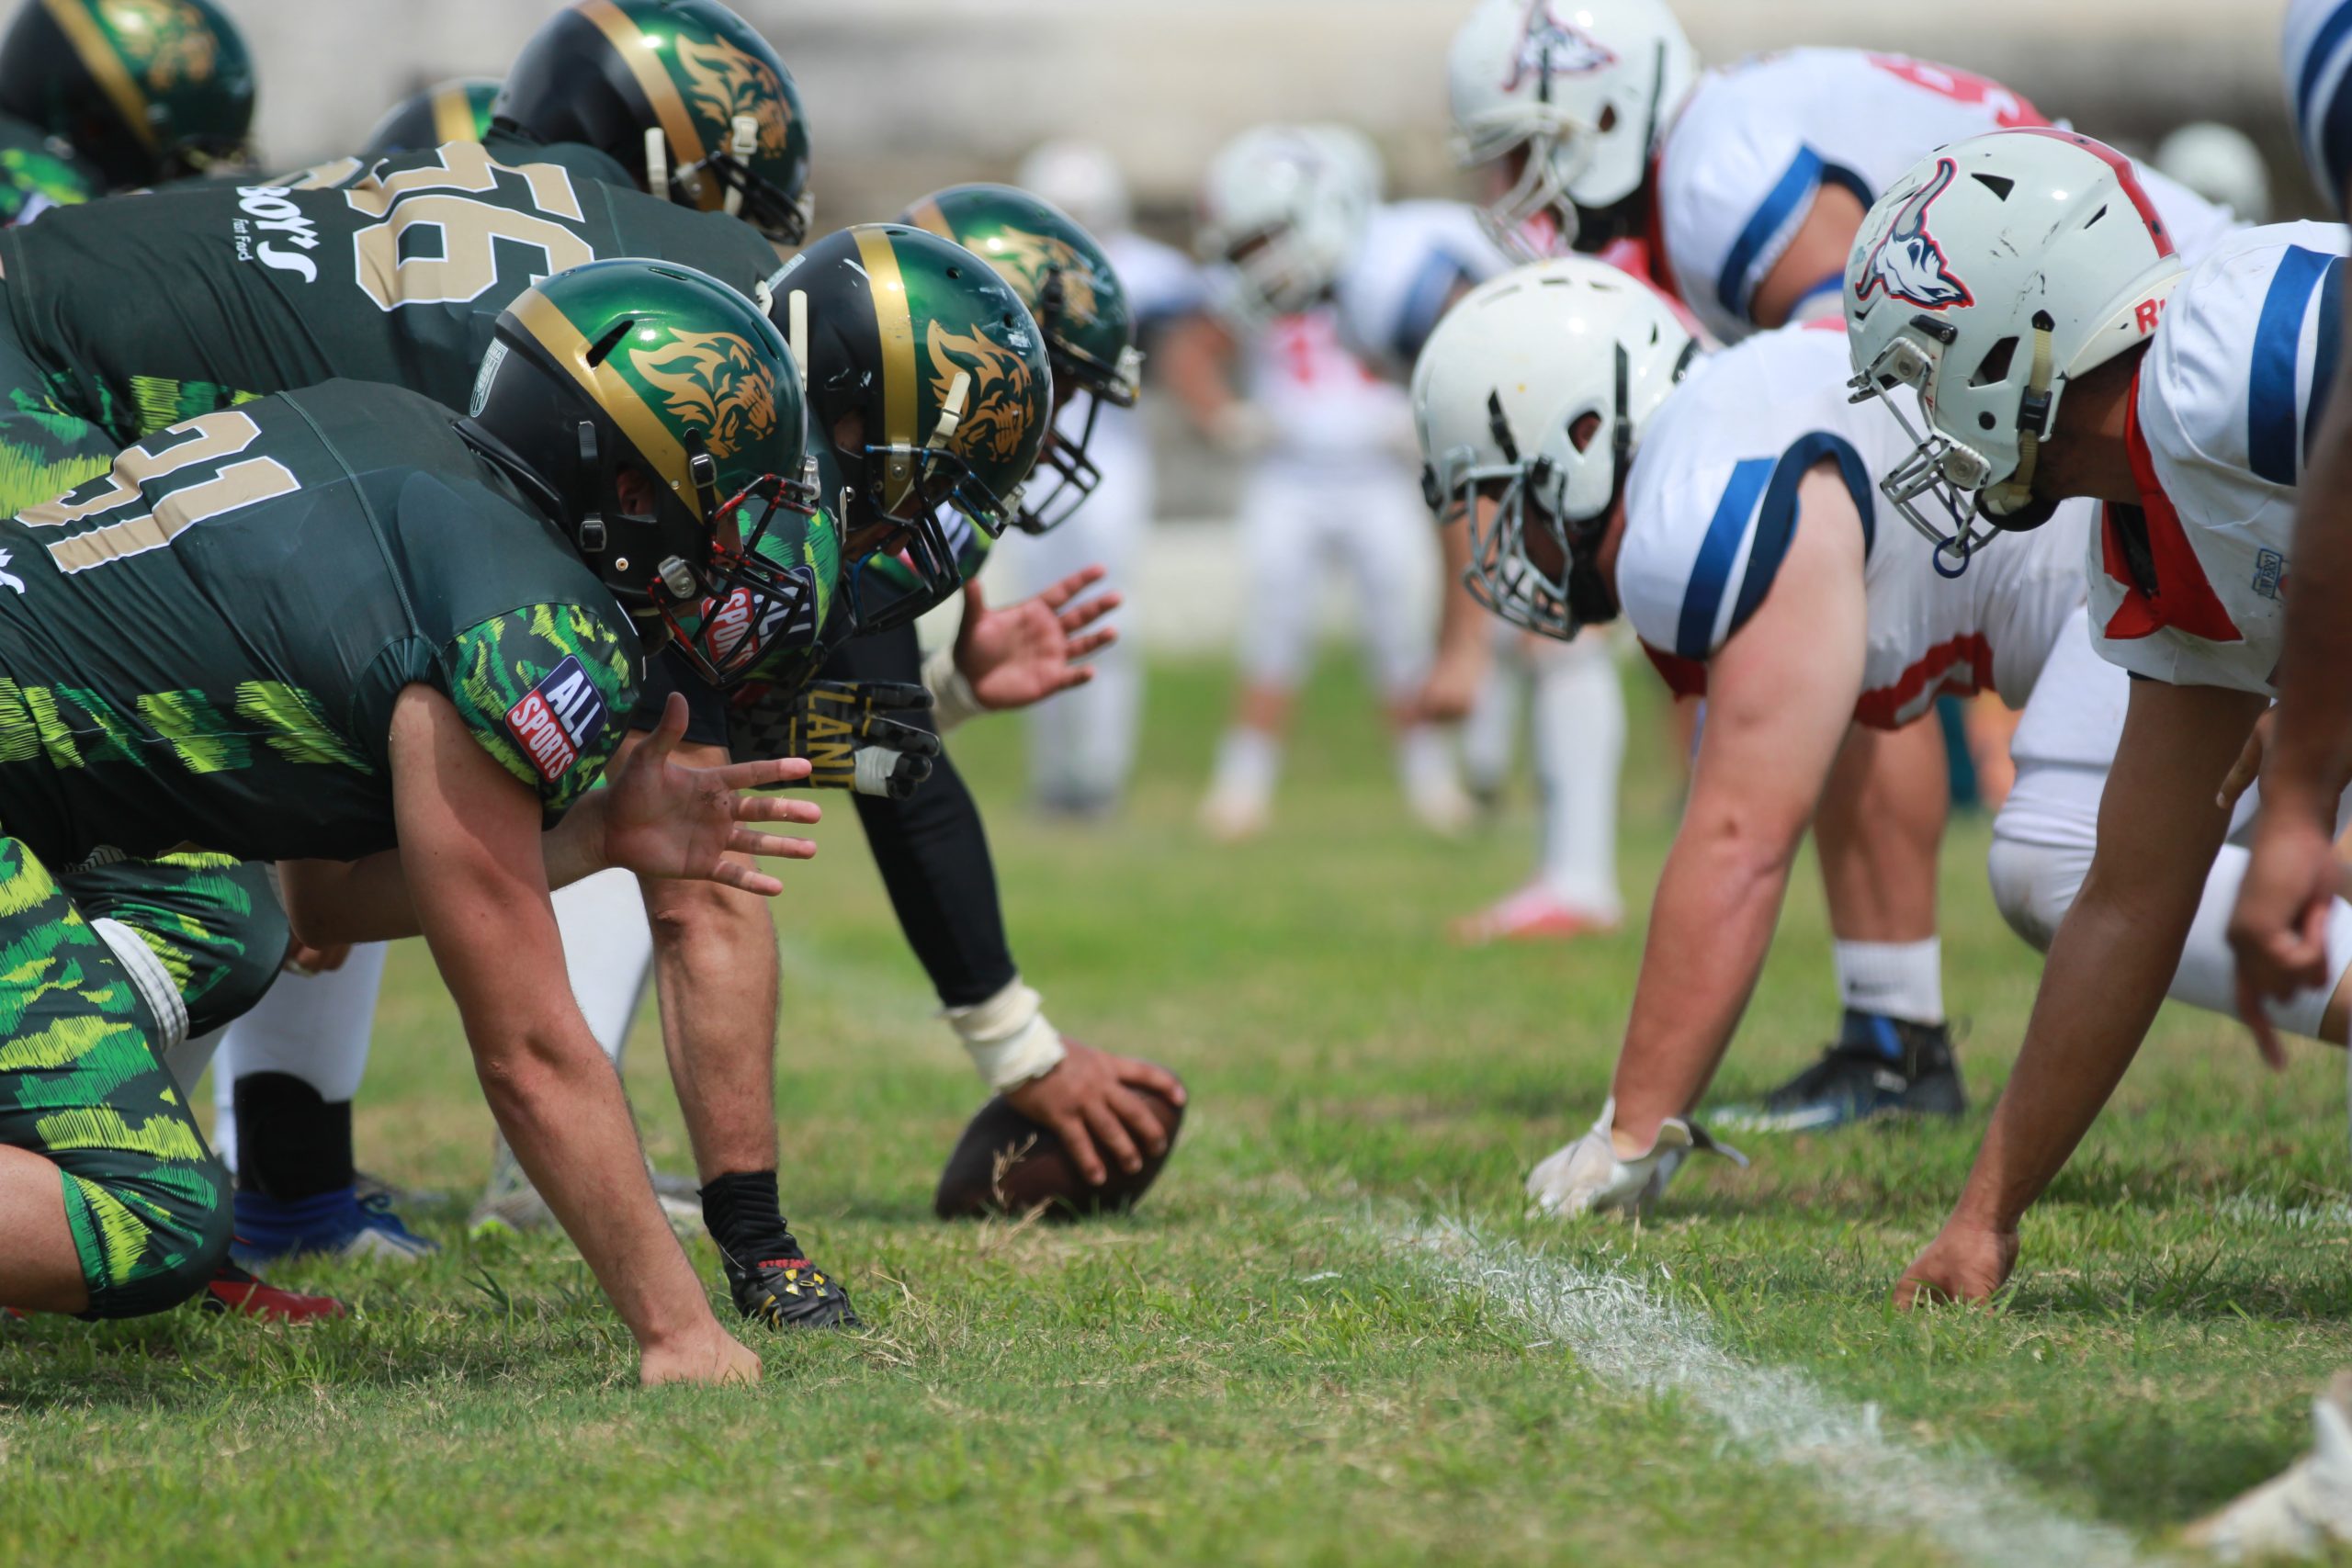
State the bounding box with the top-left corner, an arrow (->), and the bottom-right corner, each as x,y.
643,128 -> 671,202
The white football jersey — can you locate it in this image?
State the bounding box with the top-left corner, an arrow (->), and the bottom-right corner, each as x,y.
1243,303 -> 1414,464
2287,0 -> 2352,210
1333,200 -> 1510,379
1619,321 -> 2087,728
2087,220 -> 2350,696
1652,49 -> 2237,345
1100,230 -> 1209,329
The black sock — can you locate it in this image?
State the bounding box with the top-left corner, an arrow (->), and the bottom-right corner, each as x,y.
698,1169 -> 797,1261
232,1072 -> 356,1201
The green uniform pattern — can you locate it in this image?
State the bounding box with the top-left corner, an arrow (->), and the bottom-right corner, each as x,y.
61,852 -> 287,1039
0,834 -> 231,1317
0,130 -> 776,445
0,113 -> 97,228
0,279 -> 119,517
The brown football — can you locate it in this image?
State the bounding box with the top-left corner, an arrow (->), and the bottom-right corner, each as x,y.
933,1081 -> 1185,1222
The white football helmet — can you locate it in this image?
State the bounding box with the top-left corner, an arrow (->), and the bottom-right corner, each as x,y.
1196,124 -> 1381,323
1411,255 -> 1695,639
1018,139 -> 1133,238
2154,121 -> 2271,224
1845,129 -> 2186,572
1448,0 -> 1696,262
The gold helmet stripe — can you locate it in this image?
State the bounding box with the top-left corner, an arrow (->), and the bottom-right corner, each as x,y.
432,83 -> 480,146
902,198 -> 952,243
572,0 -> 708,173
508,286 -> 703,522
852,227 -> 920,513
42,0 -> 154,152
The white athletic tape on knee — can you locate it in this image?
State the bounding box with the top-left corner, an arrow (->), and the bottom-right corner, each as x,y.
90,917 -> 187,1054
921,645 -> 986,734
944,976 -> 1067,1090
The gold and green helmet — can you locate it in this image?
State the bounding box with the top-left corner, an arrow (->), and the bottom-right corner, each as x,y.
765,223 -> 1055,629
462,257 -> 831,686
0,0 -> 254,189
363,77 -> 502,160
496,0 -> 813,245
902,183 -> 1140,533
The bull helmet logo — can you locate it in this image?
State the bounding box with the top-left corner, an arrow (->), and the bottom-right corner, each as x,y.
628,328 -> 779,459
1502,1 -> 1618,92
1854,158 -> 1976,312
924,320 -> 1037,464
674,34 -> 791,158
111,0 -> 219,89
978,230 -> 1103,329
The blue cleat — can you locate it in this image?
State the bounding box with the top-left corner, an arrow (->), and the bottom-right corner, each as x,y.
1712,1016 -> 1966,1134
231,1184 -> 438,1266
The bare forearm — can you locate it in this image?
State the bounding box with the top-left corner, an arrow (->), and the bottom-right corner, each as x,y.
2267,434 -> 2352,817
285,795 -> 615,947
1611,827 -> 1797,1140
476,1014 -> 710,1342
1952,862 -> 2208,1232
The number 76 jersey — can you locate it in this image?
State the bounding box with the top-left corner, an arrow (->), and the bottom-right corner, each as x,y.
0,132 -> 776,443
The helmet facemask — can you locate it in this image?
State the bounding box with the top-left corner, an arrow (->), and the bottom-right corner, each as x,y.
661,461 -> 831,686
645,115 -> 814,246
1847,310 -> 2064,578
1015,268 -> 1144,535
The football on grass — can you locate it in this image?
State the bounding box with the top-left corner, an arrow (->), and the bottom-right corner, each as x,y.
933,1080 -> 1185,1221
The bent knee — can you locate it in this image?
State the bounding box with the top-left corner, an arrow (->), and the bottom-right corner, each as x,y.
643,872 -> 771,944
66,1156 -> 232,1319
1984,837 -> 2083,955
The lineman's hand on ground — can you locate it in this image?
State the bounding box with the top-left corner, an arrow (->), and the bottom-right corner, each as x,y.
1894,1223 -> 2018,1311
1004,1041 -> 1188,1187
639,1328 -> 763,1388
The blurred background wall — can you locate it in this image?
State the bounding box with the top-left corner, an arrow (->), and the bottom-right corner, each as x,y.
240,0 -> 2308,222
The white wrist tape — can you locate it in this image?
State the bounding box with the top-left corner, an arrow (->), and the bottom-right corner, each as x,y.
90,917 -> 187,1053
853,746 -> 904,797
944,976 -> 1067,1090
921,645 -> 986,734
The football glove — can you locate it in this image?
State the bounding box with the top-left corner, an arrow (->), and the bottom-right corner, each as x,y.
728,679 -> 942,800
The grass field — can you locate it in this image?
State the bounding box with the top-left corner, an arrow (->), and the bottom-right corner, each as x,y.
6,652 -> 2352,1566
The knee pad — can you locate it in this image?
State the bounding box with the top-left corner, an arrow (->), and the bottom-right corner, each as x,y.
63,853 -> 291,1040
63,1156 -> 232,1319
1984,837 -> 2087,954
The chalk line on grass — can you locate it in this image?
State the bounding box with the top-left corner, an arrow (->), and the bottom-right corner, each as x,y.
1406,1220 -> 2161,1568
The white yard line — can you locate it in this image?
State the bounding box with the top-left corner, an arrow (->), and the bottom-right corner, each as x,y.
1407,1220 -> 2162,1568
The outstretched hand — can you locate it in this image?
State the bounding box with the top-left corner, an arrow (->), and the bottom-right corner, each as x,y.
601,694 -> 822,897
954,566 -> 1121,714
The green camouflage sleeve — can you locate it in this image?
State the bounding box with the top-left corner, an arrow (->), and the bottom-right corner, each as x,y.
441,604 -> 640,821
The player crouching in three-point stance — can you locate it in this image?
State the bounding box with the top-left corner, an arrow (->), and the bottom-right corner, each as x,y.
1841,129 -> 2352,1305
1413,255 -> 2092,1216
0,258 -> 831,1386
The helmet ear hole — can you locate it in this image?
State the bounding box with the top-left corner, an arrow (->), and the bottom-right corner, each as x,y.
1971,336 -> 2018,387
1567,412 -> 1603,454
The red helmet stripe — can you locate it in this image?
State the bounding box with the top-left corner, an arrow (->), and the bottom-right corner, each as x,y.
2003,127 -> 2175,258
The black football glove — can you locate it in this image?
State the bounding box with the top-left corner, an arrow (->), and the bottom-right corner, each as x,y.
728,679 -> 942,800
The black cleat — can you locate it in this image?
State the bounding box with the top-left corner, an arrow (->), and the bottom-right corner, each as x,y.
1713,1018 -> 1965,1134
720,1233 -> 860,1330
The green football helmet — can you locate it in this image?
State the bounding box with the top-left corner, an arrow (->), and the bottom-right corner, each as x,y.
0,0 -> 254,189
461,257 -> 830,686
902,183 -> 1141,534
364,77 -> 501,159
495,0 -> 813,244
765,223 -> 1053,631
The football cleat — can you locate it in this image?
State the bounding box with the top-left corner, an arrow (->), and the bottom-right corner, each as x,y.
1525,1098 -> 1747,1217
2185,1372 -> 2352,1560
198,1260 -> 346,1324
230,1186 -> 437,1266
1452,886 -> 1621,946
1711,1019 -> 1966,1134
720,1235 -> 861,1330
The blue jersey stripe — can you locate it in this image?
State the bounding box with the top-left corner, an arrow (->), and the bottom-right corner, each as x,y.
2250,245 -> 2335,486
1715,148 -> 1823,325
1677,457 -> 1773,660
1392,249 -> 1472,368
2311,255 -> 2346,469
1727,433 -> 1877,640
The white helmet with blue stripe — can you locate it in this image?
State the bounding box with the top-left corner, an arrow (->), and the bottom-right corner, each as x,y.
1845,129 -> 2187,571
1410,254 -> 1695,638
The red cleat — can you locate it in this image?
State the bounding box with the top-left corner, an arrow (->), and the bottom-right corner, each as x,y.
198,1259 -> 346,1323
1451,886 -> 1622,946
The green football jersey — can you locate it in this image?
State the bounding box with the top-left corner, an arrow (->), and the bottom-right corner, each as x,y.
0,130 -> 777,442
0,378 -> 641,868
0,112 -> 97,228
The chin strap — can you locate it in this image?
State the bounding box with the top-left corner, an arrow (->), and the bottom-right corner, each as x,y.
643,128 -> 671,202
1984,319 -> 2055,518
